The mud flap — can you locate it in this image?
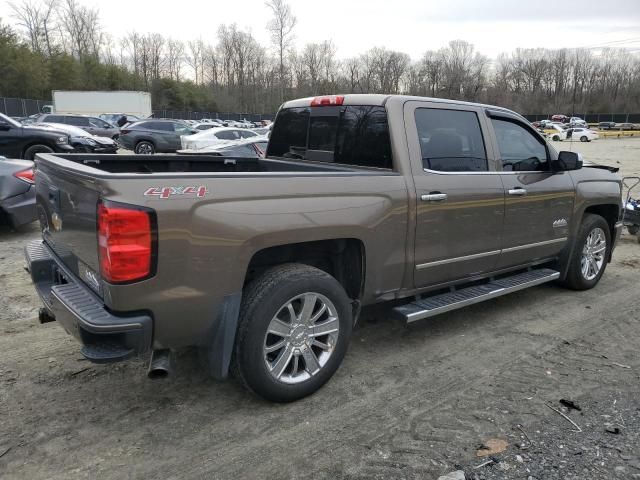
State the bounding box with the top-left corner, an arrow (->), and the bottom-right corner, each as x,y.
203,292 -> 242,380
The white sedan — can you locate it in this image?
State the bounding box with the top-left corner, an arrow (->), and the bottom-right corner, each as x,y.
568,128 -> 599,142
180,127 -> 259,150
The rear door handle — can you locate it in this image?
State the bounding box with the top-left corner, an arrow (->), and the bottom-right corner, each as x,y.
421,193 -> 448,202
508,188 -> 527,196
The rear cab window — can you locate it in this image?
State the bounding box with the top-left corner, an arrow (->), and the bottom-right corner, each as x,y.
267,105 -> 393,170
415,108 -> 487,172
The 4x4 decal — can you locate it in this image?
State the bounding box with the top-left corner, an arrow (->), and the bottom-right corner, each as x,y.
144,186 -> 209,199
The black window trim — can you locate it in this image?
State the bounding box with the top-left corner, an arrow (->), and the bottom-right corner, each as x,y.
486,109 -> 551,173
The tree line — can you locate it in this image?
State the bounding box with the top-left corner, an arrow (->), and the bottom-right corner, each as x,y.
2,0 -> 639,115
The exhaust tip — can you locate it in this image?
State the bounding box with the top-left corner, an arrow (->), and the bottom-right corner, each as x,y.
147,349 -> 172,380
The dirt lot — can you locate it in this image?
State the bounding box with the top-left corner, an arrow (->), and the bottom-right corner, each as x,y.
1,139 -> 640,480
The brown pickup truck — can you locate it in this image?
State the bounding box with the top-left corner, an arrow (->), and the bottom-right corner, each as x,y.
25,94 -> 623,401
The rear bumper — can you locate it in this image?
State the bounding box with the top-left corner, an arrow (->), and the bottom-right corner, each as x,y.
0,185 -> 36,228
24,240 -> 152,363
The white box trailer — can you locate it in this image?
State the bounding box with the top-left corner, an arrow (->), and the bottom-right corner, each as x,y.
51,91 -> 152,118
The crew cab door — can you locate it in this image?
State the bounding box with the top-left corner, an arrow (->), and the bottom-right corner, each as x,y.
404,101 -> 505,288
0,119 -> 24,158
485,111 -> 574,268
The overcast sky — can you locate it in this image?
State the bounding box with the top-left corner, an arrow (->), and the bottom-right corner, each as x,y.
1,0 -> 639,59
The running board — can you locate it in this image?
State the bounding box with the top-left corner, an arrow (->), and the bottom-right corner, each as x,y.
394,268 -> 560,323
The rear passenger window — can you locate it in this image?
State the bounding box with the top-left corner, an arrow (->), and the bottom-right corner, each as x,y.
415,108 -> 487,172
491,119 -> 548,171
43,115 -> 64,123
268,105 -> 393,169
66,116 -> 90,127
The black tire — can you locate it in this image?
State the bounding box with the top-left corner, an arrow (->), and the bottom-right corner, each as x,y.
135,140 -> 155,154
561,214 -> 611,290
23,144 -> 54,160
628,225 -> 639,235
234,264 -> 352,402
552,135 -> 560,141
580,135 -> 588,142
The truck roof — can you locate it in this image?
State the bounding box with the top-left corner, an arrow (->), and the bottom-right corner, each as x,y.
281,94 -> 520,118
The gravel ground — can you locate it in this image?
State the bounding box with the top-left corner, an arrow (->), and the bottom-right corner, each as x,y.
1,138 -> 639,480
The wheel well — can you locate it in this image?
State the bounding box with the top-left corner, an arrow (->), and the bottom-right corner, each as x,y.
245,239 -> 365,300
21,142 -> 53,159
584,204 -> 619,239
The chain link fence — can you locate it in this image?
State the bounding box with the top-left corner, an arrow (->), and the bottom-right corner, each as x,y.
3,96 -> 639,124
0,97 -> 275,122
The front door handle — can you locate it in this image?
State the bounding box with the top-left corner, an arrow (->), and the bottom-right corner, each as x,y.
421,193 -> 448,202
508,188 -> 527,196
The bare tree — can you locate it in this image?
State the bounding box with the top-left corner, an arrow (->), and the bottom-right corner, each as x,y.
9,0 -> 57,54
266,0 -> 296,102
166,38 -> 184,81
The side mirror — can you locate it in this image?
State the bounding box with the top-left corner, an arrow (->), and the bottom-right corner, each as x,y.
0,122 -> 11,131
553,151 -> 583,172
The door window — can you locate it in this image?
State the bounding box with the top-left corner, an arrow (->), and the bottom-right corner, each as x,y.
89,117 -> 110,128
43,115 -> 64,123
491,119 -> 548,172
415,108 -> 487,172
172,123 -> 192,134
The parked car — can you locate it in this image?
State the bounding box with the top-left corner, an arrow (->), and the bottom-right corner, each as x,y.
598,122 -> 617,130
0,156 -> 37,229
569,117 -> 587,127
36,114 -> 120,139
567,127 -> 599,142
178,137 -> 268,157
615,122 -> 638,130
25,94 -> 623,402
38,123 -> 118,153
551,114 -> 568,123
118,119 -> 196,154
99,113 -> 142,127
0,112 -> 74,160
180,127 -> 259,150
192,122 -> 222,131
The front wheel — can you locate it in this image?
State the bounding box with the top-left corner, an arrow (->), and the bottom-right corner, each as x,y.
552,135 -> 560,141
234,264 -> 352,402
580,135 -> 589,142
561,214 -> 611,290
23,144 -> 54,160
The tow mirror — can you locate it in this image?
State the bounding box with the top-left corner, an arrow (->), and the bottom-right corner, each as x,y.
553,151 -> 583,172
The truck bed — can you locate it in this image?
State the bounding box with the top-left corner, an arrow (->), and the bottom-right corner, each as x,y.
46,154 -> 364,175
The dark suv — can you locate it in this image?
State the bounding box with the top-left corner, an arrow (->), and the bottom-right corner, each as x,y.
36,114 -> 120,139
118,119 -> 196,154
0,113 -> 74,160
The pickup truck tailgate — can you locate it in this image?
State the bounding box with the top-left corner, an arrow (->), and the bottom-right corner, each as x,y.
35,160 -> 103,296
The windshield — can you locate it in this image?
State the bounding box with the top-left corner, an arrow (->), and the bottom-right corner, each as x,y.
0,112 -> 21,128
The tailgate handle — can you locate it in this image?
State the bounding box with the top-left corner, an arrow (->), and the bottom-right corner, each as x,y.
48,187 -> 61,209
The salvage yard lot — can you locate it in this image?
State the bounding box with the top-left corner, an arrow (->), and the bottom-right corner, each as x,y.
1,139 -> 640,480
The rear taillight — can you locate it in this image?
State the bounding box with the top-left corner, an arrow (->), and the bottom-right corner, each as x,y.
310,95 -> 344,106
97,201 -> 156,283
14,168 -> 35,184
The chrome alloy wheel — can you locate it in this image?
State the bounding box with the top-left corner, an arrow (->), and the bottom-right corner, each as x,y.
263,293 -> 339,384
581,227 -> 606,281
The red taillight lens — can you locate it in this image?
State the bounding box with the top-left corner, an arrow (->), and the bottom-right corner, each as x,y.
14,168 -> 35,184
97,202 -> 155,283
310,95 -> 344,107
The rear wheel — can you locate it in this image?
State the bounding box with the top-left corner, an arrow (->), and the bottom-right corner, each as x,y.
234,264 -> 352,402
552,135 -> 560,141
561,214 -> 610,290
580,135 -> 588,142
135,140 -> 155,154
23,144 -> 53,160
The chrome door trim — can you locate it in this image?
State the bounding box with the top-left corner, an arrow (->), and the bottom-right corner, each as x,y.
501,237 -> 568,253
416,250 -> 501,270
416,237 -> 568,270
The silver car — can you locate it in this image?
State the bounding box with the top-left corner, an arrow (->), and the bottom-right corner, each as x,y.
36,114 -> 121,139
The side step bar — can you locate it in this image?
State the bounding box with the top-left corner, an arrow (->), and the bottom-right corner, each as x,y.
393,268 -> 560,323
